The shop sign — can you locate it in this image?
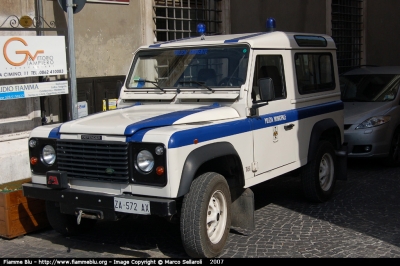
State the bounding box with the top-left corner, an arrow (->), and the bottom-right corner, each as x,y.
0,81 -> 68,100
0,36 -> 67,79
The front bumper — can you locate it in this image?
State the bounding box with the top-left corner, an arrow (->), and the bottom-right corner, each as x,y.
344,123 -> 392,158
22,183 -> 177,220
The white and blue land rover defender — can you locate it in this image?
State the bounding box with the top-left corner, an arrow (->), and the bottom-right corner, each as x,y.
23,24 -> 347,258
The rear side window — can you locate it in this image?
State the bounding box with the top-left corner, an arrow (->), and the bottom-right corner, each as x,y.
295,53 -> 335,94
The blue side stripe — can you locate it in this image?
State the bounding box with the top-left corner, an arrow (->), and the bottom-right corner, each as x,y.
169,119 -> 252,148
168,101 -> 343,148
125,103 -> 221,140
224,32 -> 269,43
298,100 -> 343,120
49,126 -> 61,139
46,101 -> 342,146
251,100 -> 344,130
127,128 -> 155,142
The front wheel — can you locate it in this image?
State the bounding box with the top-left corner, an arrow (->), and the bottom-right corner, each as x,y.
301,140 -> 336,203
180,172 -> 231,258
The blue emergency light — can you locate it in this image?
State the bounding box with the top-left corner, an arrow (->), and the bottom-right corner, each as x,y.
197,23 -> 206,34
266,17 -> 276,32
197,23 -> 206,40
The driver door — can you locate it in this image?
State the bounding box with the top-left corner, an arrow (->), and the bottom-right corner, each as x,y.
251,52 -> 297,175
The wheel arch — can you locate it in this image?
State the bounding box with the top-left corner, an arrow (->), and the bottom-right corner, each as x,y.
307,118 -> 342,163
177,142 -> 245,197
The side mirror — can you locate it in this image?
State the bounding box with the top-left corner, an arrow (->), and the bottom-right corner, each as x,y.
259,78 -> 275,101
249,78 -> 275,117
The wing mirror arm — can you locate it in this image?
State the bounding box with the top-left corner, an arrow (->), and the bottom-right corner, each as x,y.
250,102 -> 269,116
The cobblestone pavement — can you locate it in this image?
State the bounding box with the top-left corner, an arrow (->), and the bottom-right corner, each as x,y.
1,158 -> 400,258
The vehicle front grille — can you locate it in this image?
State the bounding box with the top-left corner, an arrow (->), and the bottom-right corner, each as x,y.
57,140 -> 129,183
344,124 -> 352,130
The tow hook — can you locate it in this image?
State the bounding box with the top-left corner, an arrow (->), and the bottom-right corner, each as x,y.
75,208 -> 104,224
77,210 -> 83,225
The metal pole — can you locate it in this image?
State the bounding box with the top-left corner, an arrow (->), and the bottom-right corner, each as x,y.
36,0 -> 43,36
36,0 -> 47,124
67,0 -> 78,120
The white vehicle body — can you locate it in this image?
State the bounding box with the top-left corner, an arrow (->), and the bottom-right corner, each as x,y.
23,30 -> 347,258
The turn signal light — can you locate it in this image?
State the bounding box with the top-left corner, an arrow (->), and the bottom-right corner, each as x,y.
156,166 -> 164,176
30,157 -> 38,165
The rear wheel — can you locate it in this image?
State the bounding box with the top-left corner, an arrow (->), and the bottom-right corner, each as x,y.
180,172 -> 231,258
45,201 -> 97,236
385,129 -> 400,167
301,140 -> 336,203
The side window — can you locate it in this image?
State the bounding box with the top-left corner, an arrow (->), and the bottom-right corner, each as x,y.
252,55 -> 286,102
295,53 -> 335,94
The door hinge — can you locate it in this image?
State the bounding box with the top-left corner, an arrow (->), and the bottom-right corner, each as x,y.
251,162 -> 258,172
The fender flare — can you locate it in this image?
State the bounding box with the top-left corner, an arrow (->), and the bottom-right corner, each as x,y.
177,142 -> 244,197
307,118 -> 341,162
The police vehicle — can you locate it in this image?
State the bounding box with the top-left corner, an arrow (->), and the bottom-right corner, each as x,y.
23,19 -> 347,258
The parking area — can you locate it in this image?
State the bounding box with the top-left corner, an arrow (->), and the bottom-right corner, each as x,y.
1,158 -> 400,258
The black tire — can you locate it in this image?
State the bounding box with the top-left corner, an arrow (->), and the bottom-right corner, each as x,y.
385,129 -> 400,167
180,172 -> 231,258
45,201 -> 97,236
301,140 -> 336,203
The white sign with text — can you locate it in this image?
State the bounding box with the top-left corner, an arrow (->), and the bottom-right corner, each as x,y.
0,36 -> 67,79
78,101 -> 88,118
0,81 -> 68,100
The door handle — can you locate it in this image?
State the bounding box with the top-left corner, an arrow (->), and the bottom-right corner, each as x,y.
284,124 -> 295,130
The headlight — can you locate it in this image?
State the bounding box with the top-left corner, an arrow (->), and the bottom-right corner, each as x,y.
136,150 -> 154,173
42,145 -> 56,165
355,116 -> 391,129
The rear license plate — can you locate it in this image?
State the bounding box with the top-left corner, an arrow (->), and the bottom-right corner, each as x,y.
114,197 -> 151,215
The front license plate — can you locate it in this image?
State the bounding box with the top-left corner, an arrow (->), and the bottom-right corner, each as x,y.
114,197 -> 151,215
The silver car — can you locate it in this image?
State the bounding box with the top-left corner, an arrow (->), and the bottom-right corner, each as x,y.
340,66 -> 400,166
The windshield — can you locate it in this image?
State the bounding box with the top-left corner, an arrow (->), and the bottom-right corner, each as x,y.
340,74 -> 400,102
126,45 -> 250,90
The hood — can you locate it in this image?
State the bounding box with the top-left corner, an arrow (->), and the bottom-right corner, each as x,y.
57,103 -> 240,136
344,102 -> 392,124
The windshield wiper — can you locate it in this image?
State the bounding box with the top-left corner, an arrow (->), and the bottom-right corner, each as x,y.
133,78 -> 165,92
179,81 -> 213,92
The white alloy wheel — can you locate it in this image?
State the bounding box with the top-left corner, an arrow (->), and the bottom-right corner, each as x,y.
319,153 -> 334,192
207,190 -> 228,244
